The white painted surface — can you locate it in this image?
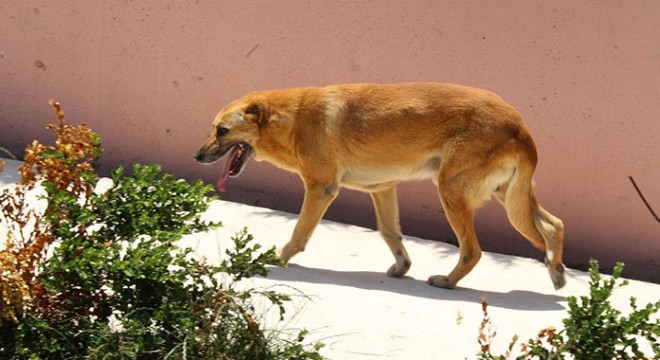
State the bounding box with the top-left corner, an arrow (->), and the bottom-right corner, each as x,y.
2,159 -> 658,359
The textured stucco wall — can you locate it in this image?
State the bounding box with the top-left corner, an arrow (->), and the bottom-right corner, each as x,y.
1,1 -> 659,282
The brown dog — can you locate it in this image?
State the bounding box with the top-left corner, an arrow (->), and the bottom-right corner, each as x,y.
194,83 -> 566,289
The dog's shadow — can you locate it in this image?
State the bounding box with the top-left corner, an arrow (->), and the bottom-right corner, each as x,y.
265,264 -> 566,311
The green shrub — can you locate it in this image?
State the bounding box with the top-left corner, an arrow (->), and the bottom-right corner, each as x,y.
0,100 -> 324,359
477,259 -> 660,359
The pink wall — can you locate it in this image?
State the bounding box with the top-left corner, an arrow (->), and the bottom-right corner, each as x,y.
1,1 -> 659,282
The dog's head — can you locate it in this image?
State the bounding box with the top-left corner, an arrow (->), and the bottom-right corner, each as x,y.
194,94 -> 268,191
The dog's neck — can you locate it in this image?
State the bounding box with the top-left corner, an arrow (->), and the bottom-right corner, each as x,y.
253,111 -> 299,173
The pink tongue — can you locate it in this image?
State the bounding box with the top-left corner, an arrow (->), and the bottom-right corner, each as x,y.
216,145 -> 240,192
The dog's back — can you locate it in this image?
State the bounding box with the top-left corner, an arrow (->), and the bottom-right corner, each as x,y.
281,83 -> 536,186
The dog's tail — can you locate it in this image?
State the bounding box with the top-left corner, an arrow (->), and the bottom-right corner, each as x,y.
503,150 -> 566,289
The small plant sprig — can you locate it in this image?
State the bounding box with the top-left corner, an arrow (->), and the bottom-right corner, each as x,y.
478,296 -> 519,359
477,259 -> 660,359
0,100 -> 100,324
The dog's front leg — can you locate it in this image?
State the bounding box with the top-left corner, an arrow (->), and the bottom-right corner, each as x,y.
370,185 -> 412,278
278,181 -> 339,262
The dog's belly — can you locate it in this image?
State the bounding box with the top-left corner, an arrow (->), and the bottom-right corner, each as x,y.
341,155 -> 442,191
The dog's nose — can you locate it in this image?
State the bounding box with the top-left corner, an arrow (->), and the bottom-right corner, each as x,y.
193,152 -> 203,162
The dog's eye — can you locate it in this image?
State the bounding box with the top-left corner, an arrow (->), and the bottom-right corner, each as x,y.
245,105 -> 259,116
216,127 -> 229,137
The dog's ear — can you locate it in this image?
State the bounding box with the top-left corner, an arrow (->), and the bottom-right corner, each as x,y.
244,103 -> 267,125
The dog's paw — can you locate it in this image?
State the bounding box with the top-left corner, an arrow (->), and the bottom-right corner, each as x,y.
545,259 -> 567,290
277,242 -> 305,262
276,247 -> 293,262
387,260 -> 411,278
427,275 -> 456,289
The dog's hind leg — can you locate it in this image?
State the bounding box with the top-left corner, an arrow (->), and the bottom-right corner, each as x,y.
494,183 -> 545,251
499,155 -> 566,289
428,165 -> 483,289
370,184 -> 411,278
278,180 -> 339,262
533,203 -> 566,288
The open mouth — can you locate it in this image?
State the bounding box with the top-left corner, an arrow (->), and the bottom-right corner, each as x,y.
217,142 -> 253,192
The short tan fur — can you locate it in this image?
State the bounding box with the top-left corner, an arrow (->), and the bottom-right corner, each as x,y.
195,83 -> 565,289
